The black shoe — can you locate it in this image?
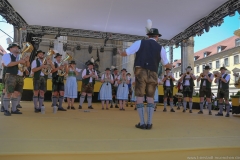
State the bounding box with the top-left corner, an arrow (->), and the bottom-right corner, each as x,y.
11,110 -> 22,114
126,104 -> 128,107
163,108 -> 167,112
135,123 -> 146,129
198,111 -> 203,114
79,105 -> 82,109
183,109 -> 186,112
67,106 -> 70,109
71,106 -> 76,110
134,107 -> 137,110
110,105 -> 113,108
131,105 -> 133,107
58,107 -> 67,111
154,108 -> 156,111
34,108 -> 41,113
88,106 -> 94,109
225,114 -> 230,117
1,106 -> 4,112
17,104 -> 22,108
215,113 -> 223,116
146,124 -> 152,130
189,110 -> 192,113
170,109 -> 175,112
177,107 -> 180,110
115,105 -> 119,108
16,109 -> 20,112
209,111 -> 212,115
4,110 -> 11,116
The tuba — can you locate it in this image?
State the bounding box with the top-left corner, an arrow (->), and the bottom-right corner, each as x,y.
18,42 -> 34,72
42,49 -> 55,75
57,53 -> 73,76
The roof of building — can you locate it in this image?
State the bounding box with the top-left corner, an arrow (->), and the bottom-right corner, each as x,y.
172,35 -> 239,68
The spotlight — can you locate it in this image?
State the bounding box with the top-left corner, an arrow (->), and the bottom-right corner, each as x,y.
49,41 -> 54,48
204,23 -> 210,32
112,47 -> 117,55
76,44 -> 81,50
88,45 -> 92,54
100,46 -> 104,52
175,43 -> 179,48
63,43 -> 67,52
228,7 -> 235,17
218,19 -> 224,26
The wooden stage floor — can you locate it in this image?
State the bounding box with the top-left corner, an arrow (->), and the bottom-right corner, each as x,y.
0,102 -> 239,160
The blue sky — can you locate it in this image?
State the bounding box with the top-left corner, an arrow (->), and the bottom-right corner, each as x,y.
0,13 -> 239,59
170,13 -> 239,60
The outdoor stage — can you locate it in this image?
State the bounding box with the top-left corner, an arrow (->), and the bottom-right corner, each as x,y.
0,102 -> 239,160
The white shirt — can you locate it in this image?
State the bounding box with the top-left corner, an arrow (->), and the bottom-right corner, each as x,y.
82,68 -> 98,82
202,72 -> 214,86
125,39 -> 169,65
178,80 -> 183,90
112,73 -> 119,87
215,73 -> 230,88
162,73 -> 174,86
2,53 -> 24,76
183,74 -> 196,86
101,74 -> 113,81
31,58 -> 44,76
131,77 -> 135,84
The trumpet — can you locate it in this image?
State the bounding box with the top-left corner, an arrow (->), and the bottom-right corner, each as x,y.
42,49 -> 55,75
187,71 -> 190,74
213,71 -> 220,78
200,73 -> 205,78
18,42 -> 34,72
57,53 -> 73,76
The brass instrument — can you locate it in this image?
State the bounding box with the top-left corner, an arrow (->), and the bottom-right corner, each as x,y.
57,53 -> 73,76
42,49 -> 55,75
18,42 -> 34,72
213,71 -> 220,78
187,71 -> 190,74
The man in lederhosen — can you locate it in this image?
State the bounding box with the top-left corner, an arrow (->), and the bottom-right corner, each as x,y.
79,62 -> 98,109
31,50 -> 54,112
119,27 -> 171,129
179,66 -> 196,113
215,66 -> 231,117
2,43 -> 26,116
197,65 -> 214,115
51,53 -> 67,111
175,73 -> 183,110
110,68 -> 119,108
162,68 -> 175,112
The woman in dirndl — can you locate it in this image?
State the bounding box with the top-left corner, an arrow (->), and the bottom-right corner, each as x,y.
64,60 -> 78,110
116,68 -> 130,111
154,78 -> 161,111
99,68 -> 113,110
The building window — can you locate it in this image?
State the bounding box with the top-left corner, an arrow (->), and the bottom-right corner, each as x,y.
175,72 -> 177,78
224,58 -> 229,66
216,60 -> 220,68
234,55 -> 239,64
204,52 -> 208,58
209,63 -> 212,69
202,65 -> 205,71
197,66 -> 199,73
217,46 -> 222,53
236,38 -> 240,47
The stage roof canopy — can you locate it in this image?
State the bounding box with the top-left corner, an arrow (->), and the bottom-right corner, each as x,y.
2,0 -> 238,43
